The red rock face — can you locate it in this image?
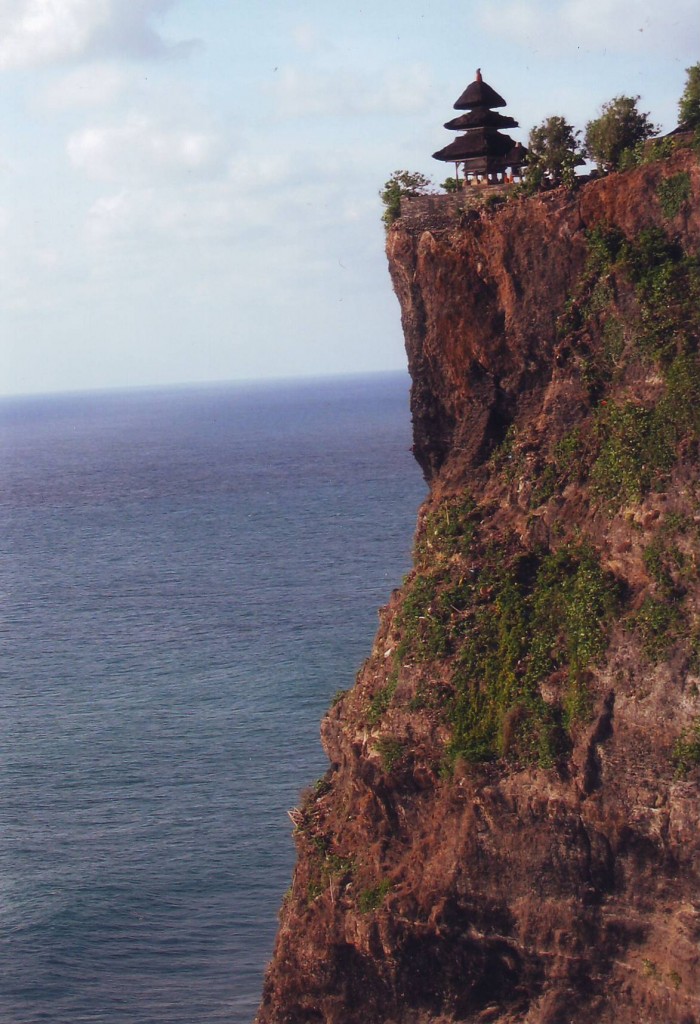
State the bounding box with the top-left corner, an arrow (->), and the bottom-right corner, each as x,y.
255,151 -> 700,1024
390,153 -> 700,487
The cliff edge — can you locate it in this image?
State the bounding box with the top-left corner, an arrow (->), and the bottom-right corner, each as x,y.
256,148 -> 700,1024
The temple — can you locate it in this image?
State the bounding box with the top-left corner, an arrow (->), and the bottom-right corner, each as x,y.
433,69 -> 527,184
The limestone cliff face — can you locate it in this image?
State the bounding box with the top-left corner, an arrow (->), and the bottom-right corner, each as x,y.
256,149 -> 700,1024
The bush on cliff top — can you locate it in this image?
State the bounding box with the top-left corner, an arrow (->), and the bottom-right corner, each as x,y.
679,62 -> 700,130
380,170 -> 433,227
526,115 -> 584,189
585,95 -> 657,172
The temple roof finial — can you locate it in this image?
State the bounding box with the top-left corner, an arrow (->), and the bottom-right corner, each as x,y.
476,68 -> 482,82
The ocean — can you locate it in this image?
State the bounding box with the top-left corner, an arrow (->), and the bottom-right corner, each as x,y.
0,373 -> 425,1024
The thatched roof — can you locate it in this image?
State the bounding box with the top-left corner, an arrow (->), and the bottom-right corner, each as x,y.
506,142 -> 528,165
444,109 -> 518,131
433,128 -> 516,162
453,72 -> 506,110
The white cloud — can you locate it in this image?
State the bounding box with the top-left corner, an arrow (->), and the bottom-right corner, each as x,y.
43,63 -> 130,109
83,143 -> 382,251
271,64 -> 433,118
35,247 -> 59,268
292,23 -> 320,53
0,0 -> 106,68
86,185 -> 242,244
67,114 -> 225,183
478,0 -> 700,56
86,188 -> 162,240
0,0 -> 193,69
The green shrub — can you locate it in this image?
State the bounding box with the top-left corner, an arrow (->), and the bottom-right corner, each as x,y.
585,226 -> 625,274
679,62 -> 700,130
591,402 -> 674,505
585,279 -> 614,316
312,776 -> 331,798
484,192 -> 507,209
307,879 -> 324,902
380,170 -> 433,227
375,736 -> 403,772
618,136 -> 678,169
589,355 -> 700,508
621,227 -> 677,294
555,429 -> 585,471
643,539 -> 669,586
441,176 -> 461,193
530,463 -> 558,507
530,429 -> 585,507
602,315 -> 625,365
358,879 -> 392,913
395,573 -> 451,662
663,354 -> 700,431
632,596 -> 682,661
657,172 -> 692,218
642,958 -> 660,979
526,115 -> 584,188
532,546 -> 618,676
585,95 -> 657,172
445,543 -> 619,768
643,537 -> 687,599
416,494 -> 478,564
589,350 -> 700,504
559,225 -> 700,509
621,231 -> 700,362
672,721 -> 700,775
489,424 -> 524,481
367,671 -> 398,726
306,840 -> 354,903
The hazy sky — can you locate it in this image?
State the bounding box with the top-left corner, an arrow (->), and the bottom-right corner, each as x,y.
0,0 -> 697,396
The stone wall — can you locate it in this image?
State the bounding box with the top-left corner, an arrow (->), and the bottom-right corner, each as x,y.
399,185 -> 513,231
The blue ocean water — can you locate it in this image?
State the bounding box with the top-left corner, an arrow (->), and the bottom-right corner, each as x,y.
0,373 -> 425,1024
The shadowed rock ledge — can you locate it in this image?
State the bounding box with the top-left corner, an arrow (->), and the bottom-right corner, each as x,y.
255,149 -> 700,1024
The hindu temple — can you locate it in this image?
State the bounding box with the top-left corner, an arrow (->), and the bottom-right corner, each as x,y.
433,69 -> 527,183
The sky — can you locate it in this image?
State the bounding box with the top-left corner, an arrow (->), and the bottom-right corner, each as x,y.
0,0 -> 698,396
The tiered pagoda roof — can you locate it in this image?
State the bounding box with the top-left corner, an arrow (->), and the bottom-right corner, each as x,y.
444,109 -> 518,131
433,69 -> 527,176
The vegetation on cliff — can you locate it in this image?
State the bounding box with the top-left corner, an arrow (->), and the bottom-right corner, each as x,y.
584,95 -> 657,172
679,62 -> 700,131
379,170 -> 433,227
258,145 -> 700,1024
525,115 -> 584,189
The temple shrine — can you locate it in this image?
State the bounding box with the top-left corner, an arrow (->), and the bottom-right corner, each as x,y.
433,69 -> 527,184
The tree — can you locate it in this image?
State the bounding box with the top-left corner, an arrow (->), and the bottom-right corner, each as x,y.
678,62 -> 700,130
585,95 -> 657,173
441,177 -> 461,193
526,116 -> 584,189
380,170 -> 433,227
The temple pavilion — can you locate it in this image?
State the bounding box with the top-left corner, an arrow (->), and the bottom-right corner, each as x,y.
433,69 -> 527,184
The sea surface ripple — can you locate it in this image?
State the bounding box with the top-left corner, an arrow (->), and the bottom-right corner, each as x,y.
0,373 -> 425,1023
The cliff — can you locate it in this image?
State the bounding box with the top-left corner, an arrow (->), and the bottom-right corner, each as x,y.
255,148 -> 700,1024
